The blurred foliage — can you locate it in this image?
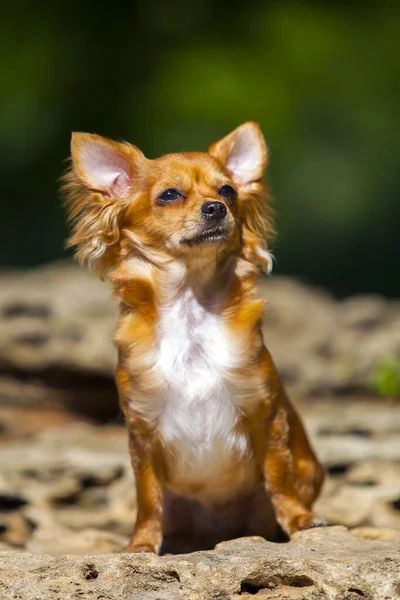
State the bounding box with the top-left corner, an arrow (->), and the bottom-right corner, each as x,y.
1,1 -> 399,296
370,356 -> 400,398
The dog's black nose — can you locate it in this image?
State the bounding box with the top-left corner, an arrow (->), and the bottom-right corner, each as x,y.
201,201 -> 227,221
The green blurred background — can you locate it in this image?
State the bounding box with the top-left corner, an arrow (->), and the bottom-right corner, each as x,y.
1,0 -> 399,297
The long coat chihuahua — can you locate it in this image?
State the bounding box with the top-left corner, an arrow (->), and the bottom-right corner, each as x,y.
64,122 -> 325,554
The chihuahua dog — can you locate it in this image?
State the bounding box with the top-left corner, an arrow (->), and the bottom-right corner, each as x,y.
64,122 -> 325,554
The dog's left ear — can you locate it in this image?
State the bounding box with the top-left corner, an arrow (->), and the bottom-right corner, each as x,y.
209,122 -> 268,184
209,123 -> 273,273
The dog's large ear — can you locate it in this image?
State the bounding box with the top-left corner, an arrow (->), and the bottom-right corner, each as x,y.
63,133 -> 145,277
209,123 -> 273,272
209,121 -> 267,185
70,133 -> 138,197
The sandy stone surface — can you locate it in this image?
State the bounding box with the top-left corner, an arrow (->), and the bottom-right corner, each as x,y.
0,527 -> 399,600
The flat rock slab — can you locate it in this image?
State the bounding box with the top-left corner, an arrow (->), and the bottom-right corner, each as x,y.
0,527 -> 399,600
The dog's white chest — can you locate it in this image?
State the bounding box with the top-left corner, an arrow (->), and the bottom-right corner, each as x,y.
156,290 -> 251,497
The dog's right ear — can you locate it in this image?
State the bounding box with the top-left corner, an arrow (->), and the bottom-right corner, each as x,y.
70,133 -> 144,198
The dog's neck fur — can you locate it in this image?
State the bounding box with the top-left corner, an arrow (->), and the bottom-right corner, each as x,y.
115,248 -> 249,313
166,256 -> 238,309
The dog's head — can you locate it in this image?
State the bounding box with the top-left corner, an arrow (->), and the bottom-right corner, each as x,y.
64,122 -> 274,277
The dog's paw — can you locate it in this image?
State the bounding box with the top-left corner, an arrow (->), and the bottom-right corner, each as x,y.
120,543 -> 158,554
289,513 -> 329,534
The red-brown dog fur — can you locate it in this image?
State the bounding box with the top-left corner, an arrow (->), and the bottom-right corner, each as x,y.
64,122 -> 325,554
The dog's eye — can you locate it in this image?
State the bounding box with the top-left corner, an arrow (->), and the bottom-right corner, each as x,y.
218,185 -> 237,201
158,188 -> 183,203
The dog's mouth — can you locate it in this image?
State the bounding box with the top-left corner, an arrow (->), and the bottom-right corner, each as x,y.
181,227 -> 228,247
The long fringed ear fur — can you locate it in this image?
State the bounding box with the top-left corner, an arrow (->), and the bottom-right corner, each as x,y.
62,133 -> 144,278
209,122 -> 275,273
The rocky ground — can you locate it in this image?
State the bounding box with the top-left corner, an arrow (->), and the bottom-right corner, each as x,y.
1,527 -> 399,600
0,263 -> 399,599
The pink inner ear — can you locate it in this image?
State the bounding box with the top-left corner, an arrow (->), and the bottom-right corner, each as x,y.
79,139 -> 132,197
110,171 -> 132,197
226,127 -> 266,184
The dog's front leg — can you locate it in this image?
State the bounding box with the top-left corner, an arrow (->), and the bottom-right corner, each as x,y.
251,405 -> 325,536
249,352 -> 326,536
123,428 -> 164,554
259,405 -> 326,536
